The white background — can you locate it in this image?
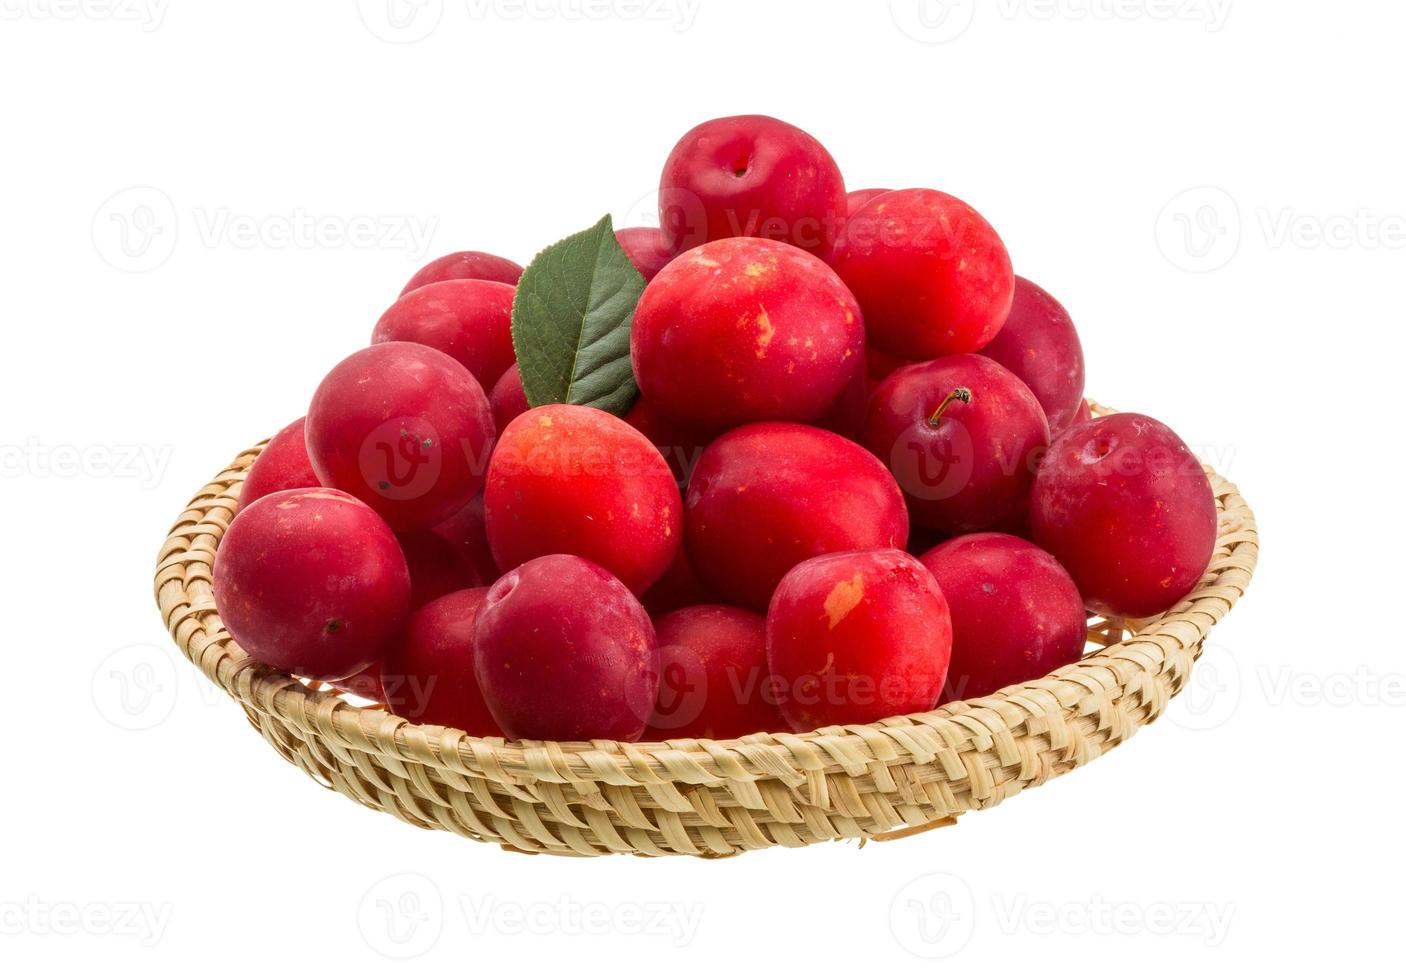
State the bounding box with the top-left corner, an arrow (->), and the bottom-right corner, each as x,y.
1,0 -> 1398,973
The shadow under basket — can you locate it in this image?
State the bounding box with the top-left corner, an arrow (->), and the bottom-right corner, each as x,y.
153,404 -> 1258,858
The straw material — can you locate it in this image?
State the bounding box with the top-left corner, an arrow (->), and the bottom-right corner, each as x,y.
153,404 -> 1257,857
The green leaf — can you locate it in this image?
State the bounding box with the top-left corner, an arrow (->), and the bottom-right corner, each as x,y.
510,214 -> 646,417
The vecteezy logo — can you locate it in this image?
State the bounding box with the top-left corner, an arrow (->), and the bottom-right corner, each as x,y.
616,186 -> 665,235
890,872 -> 976,959
888,398 -> 976,503
1155,186 -> 1241,273
358,418 -> 444,503
92,187 -> 179,273
357,873 -> 443,958
889,0 -> 978,44
657,185 -> 709,252
1167,641 -> 1240,731
91,644 -> 180,731
646,644 -> 708,734
908,435 -> 965,495
358,0 -> 443,43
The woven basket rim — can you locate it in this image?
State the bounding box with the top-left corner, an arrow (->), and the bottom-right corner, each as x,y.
154,405 -> 1257,798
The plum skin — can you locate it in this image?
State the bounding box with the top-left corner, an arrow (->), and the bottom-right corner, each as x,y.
373,279 -> 516,390
643,605 -> 784,740
863,353 -> 1050,535
816,367 -> 869,441
334,663 -> 386,703
212,488 -> 411,681
473,555 -> 658,741
833,187 -> 893,256
623,396 -> 711,491
919,533 -> 1087,701
615,226 -> 676,281
834,188 -> 1013,359
846,188 -> 892,215
631,237 -> 864,432
658,114 -> 847,257
489,364 -> 530,433
400,250 -> 523,295
979,276 -> 1087,434
431,494 -> 500,584
766,549 -> 952,731
306,341 -> 495,533
685,422 -> 909,612
640,547 -> 717,618
398,530 -> 484,609
865,347 -> 916,391
239,417 -> 319,511
382,587 -> 501,735
1031,413 -> 1218,618
484,405 -> 682,595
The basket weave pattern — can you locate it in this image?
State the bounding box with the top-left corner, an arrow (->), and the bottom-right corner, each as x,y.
154,407 -> 1257,857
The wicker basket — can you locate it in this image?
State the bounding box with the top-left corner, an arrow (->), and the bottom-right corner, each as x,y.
153,405 -> 1257,857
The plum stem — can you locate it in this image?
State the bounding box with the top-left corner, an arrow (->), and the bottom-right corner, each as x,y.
928,387 -> 972,427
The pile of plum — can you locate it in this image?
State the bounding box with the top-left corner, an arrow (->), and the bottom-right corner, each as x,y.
211,114 -> 1218,743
